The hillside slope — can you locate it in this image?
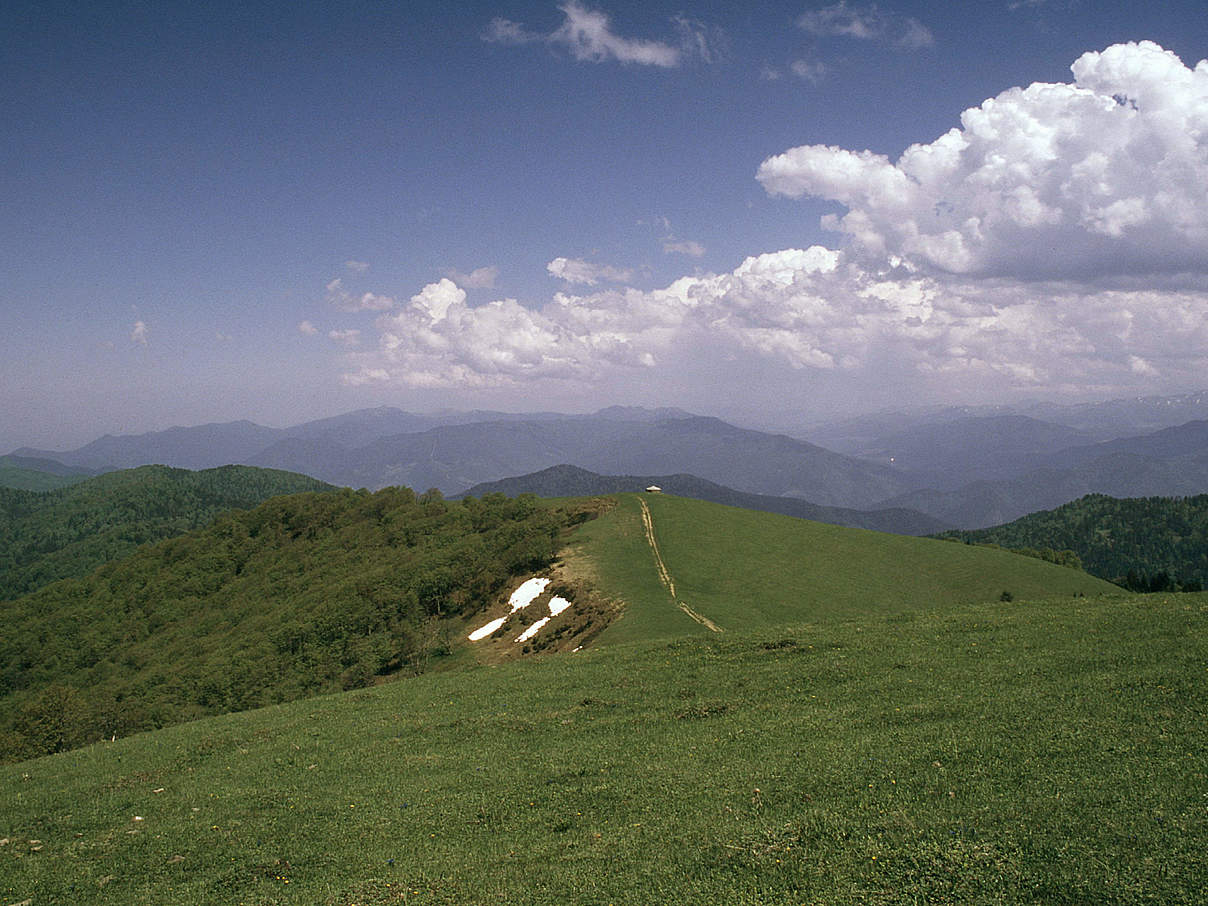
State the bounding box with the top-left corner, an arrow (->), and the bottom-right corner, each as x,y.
563,494 -> 1119,645
1,592 -> 1202,904
0,488 -> 582,762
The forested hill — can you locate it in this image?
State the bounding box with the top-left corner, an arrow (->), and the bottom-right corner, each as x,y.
0,464 -> 334,601
0,488 -> 583,762
938,494 -> 1208,590
0,454 -> 92,491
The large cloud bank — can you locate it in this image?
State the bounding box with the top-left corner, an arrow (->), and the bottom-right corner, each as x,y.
758,41 -> 1208,279
344,247 -> 1208,394
342,43 -> 1208,405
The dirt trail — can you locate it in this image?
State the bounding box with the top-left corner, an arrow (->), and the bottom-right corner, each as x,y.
637,497 -> 721,633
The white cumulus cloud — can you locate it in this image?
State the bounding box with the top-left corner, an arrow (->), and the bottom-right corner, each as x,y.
342,244 -> 1208,405
130,321 -> 148,346
757,41 -> 1208,279
334,42 -> 1208,411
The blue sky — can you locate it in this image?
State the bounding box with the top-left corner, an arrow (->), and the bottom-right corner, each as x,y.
4,1 -> 1208,449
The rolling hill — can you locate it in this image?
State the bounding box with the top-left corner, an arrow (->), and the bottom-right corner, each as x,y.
566,494 -> 1117,645
0,482 -> 1196,904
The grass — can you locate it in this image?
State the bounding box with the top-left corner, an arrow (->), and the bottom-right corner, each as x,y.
583,495 -> 1120,644
2,592 -> 1204,905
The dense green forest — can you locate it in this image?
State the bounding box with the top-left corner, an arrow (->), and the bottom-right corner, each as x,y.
0,464 -> 334,601
938,493 -> 1208,591
0,487 -> 581,762
0,455 -> 91,491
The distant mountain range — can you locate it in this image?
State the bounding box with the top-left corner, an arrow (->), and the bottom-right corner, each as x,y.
804,389 -> 1208,451
872,421 -> 1208,528
15,408 -> 916,510
11,394 -> 1208,530
459,464 -> 949,535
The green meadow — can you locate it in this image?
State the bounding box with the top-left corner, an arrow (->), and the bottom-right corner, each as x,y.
2,593 -> 1204,904
1,492 -> 1203,904
576,495 -> 1118,644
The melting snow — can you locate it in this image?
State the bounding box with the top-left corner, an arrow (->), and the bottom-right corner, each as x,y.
468,577 -> 554,641
508,577 -> 550,610
515,617 -> 550,643
548,596 -> 571,616
468,616 -> 507,641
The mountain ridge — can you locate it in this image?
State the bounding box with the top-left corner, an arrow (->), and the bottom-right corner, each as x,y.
459,464 -> 949,535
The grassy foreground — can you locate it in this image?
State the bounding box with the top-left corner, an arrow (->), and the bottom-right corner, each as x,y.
2,593 -> 1204,905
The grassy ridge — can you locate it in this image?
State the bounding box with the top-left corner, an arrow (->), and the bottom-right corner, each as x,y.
1,593 -> 1203,904
586,495 -> 1120,644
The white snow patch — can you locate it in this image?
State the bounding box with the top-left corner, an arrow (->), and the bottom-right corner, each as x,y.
515,617 -> 550,643
468,616 -> 507,641
547,596 -> 572,616
508,577 -> 551,611
467,576 -> 553,641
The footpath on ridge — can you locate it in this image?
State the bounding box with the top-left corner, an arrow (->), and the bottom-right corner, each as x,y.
637,496 -> 722,633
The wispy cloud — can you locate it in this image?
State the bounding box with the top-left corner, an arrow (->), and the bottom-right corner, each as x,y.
663,239 -> 706,257
344,260 -> 369,274
547,256 -> 634,284
790,59 -> 827,82
445,265 -> 500,289
798,2 -> 934,50
328,328 -> 361,347
325,277 -> 395,312
130,321 -> 148,346
484,2 -> 717,67
298,320 -> 319,336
